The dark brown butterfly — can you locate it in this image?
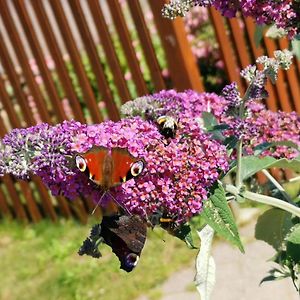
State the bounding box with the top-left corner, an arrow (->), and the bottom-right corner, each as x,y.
78,214 -> 147,272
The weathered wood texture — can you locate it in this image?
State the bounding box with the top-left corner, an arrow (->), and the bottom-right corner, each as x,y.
0,1 -> 298,222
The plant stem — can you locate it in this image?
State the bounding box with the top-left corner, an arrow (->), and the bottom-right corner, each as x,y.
261,169 -> 293,203
225,184 -> 300,218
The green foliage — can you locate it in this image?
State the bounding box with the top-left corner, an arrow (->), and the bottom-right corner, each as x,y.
202,182 -> 244,252
255,208 -> 294,250
238,156 -> 300,181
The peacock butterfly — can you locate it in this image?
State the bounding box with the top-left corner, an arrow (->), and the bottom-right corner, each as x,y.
76,146 -> 147,271
78,214 -> 147,272
75,146 -> 145,213
75,146 -> 145,190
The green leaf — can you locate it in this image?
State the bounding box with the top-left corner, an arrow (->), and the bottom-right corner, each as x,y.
292,39 -> 300,60
239,156 -> 300,180
254,25 -> 266,47
172,224 -> 197,249
260,268 -> 290,285
195,225 -> 216,300
255,208 -> 293,250
202,182 -> 244,252
265,24 -> 287,39
287,224 -> 300,244
202,112 -> 218,131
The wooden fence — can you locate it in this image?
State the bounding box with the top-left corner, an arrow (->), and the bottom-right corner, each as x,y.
0,0 -> 299,223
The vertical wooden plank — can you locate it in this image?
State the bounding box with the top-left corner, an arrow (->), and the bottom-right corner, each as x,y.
87,0 -> 131,103
228,18 -> 251,69
0,31 -> 35,126
278,38 -> 300,113
1,176 -> 27,221
244,17 -> 279,111
56,195 -> 72,219
33,176 -> 57,222
49,0 -> 103,123
107,0 -> 148,96
68,0 -> 120,121
263,37 -> 293,112
19,181 -> 42,223
13,0 -> 67,123
208,8 -> 244,92
127,0 -> 166,91
31,1 -> 85,123
149,0 -> 204,92
0,185 -> 12,219
0,76 -> 21,128
0,0 -> 51,123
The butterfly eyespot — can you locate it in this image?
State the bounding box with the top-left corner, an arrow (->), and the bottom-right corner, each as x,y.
130,160 -> 144,177
76,156 -> 87,172
125,253 -> 139,268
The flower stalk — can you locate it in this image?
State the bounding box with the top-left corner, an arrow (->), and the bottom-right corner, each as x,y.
225,184 -> 300,218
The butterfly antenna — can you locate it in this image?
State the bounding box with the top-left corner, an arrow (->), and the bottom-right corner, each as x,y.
91,192 -> 106,215
107,191 -> 132,216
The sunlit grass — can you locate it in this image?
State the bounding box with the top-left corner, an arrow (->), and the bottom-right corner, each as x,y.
0,219 -> 196,300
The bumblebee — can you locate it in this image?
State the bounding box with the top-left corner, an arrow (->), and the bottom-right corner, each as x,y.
156,115 -> 178,139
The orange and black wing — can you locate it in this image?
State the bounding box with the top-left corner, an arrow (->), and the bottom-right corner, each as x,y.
77,146 -> 108,186
110,148 -> 144,187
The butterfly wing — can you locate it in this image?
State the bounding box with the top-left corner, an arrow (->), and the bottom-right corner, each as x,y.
111,148 -> 144,187
77,146 -> 108,186
101,214 -> 147,272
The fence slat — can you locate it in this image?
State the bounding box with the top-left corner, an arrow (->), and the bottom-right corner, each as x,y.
87,0 -> 131,103
279,38 -> 300,113
13,0 -> 67,123
0,31 -> 35,126
30,1 -> 85,123
209,8 -> 244,92
0,185 -> 12,219
149,0 -> 204,92
0,0 -> 51,123
127,0 -> 166,91
68,0 -> 120,121
107,0 -> 148,96
0,76 -> 21,128
33,176 -> 57,222
244,17 -> 279,111
228,18 -> 251,69
264,37 -> 293,112
19,181 -> 42,223
49,0 -> 103,123
1,176 -> 28,221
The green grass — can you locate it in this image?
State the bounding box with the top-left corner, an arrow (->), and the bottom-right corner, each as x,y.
0,219 -> 196,300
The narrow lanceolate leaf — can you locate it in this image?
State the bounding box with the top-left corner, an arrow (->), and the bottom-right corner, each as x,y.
203,182 -> 244,252
195,225 -> 216,300
255,208 -> 293,250
239,156 -> 300,181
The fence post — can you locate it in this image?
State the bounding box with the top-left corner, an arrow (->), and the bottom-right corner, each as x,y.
149,0 -> 204,92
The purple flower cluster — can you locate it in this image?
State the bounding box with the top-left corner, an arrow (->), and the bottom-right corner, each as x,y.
123,89 -> 300,159
162,0 -> 299,38
0,116 -> 229,223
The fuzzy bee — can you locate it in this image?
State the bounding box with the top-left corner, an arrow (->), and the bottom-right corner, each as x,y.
156,115 -> 178,139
